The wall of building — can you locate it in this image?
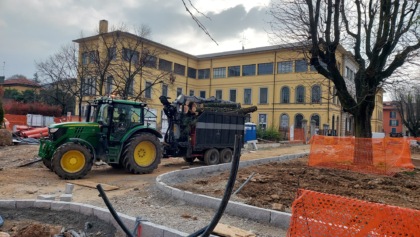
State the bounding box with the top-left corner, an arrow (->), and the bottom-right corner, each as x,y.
74,25 -> 383,136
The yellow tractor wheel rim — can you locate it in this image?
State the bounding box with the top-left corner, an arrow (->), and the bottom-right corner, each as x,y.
61,150 -> 86,173
134,141 -> 156,167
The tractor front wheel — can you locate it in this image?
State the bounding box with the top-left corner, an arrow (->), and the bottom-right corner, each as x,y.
52,143 -> 93,179
42,159 -> 53,171
122,133 -> 162,174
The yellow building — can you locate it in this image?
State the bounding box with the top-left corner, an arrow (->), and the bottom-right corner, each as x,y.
73,20 -> 383,136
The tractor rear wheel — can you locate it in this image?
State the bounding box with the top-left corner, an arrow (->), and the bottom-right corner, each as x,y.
52,143 -> 93,179
219,148 -> 233,163
204,148 -> 220,165
122,133 -> 162,174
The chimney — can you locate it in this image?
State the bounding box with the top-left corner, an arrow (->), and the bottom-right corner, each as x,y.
99,20 -> 108,34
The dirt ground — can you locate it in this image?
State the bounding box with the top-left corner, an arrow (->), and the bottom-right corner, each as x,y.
175,156 -> 420,212
0,142 -> 419,236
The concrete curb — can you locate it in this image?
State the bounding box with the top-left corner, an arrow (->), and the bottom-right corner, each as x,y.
156,152 -> 308,229
0,199 -> 188,237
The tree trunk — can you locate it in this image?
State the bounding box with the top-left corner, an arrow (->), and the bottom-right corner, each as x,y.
353,100 -> 374,165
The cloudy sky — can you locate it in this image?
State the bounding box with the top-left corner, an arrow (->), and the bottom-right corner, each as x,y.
0,0 -> 272,80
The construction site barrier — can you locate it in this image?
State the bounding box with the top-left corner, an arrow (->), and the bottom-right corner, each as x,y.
288,189 -> 420,237
309,135 -> 414,175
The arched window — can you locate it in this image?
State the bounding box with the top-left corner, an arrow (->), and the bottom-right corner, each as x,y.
280,114 -> 289,129
310,114 -> 320,127
295,114 -> 304,128
281,87 -> 290,103
296,86 -> 305,103
311,85 -> 321,103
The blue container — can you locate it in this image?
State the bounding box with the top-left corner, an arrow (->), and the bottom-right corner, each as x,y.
244,122 -> 257,142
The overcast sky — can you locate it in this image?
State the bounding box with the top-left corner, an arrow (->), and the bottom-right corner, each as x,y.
0,0 -> 272,80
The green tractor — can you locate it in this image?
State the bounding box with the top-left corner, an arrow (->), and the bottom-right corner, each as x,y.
38,97 -> 163,179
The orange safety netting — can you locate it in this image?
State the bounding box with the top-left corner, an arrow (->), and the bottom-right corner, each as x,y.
288,189 -> 420,237
309,135 -> 415,175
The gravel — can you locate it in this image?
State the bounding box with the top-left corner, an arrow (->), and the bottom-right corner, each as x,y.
85,185 -> 288,237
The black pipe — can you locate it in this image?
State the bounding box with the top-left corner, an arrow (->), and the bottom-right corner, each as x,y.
188,134 -> 242,237
97,184 -> 134,237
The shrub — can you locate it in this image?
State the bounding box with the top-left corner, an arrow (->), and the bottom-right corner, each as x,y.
257,126 -> 281,142
3,101 -> 62,117
0,99 -> 4,126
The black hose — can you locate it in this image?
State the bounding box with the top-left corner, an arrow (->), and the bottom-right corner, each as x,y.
188,134 -> 242,237
96,184 -> 134,237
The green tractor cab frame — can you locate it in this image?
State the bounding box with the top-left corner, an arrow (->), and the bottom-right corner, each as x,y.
38,97 -> 163,180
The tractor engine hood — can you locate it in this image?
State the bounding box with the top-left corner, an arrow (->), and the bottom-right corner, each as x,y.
48,122 -> 100,141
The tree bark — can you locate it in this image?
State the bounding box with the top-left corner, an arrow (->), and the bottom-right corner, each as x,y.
353,99 -> 374,165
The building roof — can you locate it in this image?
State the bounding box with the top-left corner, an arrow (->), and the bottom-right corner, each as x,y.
73,30 -> 318,60
1,78 -> 41,88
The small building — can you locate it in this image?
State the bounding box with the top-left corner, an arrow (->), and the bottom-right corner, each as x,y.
0,77 -> 41,93
383,101 -> 404,136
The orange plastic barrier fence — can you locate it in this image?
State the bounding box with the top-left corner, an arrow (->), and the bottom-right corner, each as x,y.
309,135 -> 414,175
288,189 -> 420,237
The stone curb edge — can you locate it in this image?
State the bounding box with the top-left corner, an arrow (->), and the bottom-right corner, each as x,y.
156,152 -> 308,229
0,199 -> 188,237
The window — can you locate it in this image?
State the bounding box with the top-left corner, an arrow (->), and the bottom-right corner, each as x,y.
390,111 -> 397,118
311,114 -> 320,127
280,114 -> 289,129
311,85 -> 321,103
258,63 -> 273,75
162,84 -> 168,97
229,89 -> 237,102
108,47 -> 116,61
281,87 -> 290,103
82,52 -> 89,65
216,90 -> 222,100
242,64 -> 256,76
89,51 -> 98,64
228,66 -> 240,77
82,77 -> 96,96
159,59 -> 172,72
145,81 -> 152,98
259,88 -> 268,104
177,88 -> 183,97
258,114 -> 267,130
105,76 -> 113,95
123,48 -> 139,63
295,114 -> 304,128
346,66 -> 355,80
199,91 -> 206,98
189,89 -> 194,96
188,67 -> 197,79
390,120 -> 399,126
310,59 -> 327,71
198,69 -> 210,79
145,55 -> 157,68
295,60 -> 307,72
213,67 -> 226,78
296,86 -> 305,103
277,61 -> 293,73
174,63 -> 185,76
128,79 -> 134,95
244,89 -> 252,105
391,128 -> 397,133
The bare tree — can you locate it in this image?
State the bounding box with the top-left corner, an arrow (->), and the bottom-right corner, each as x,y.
74,24 -> 175,101
36,44 -> 87,120
269,0 -> 420,138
